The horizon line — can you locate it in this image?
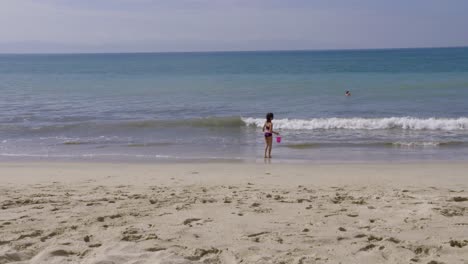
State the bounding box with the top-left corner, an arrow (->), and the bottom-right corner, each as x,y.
0,45 -> 467,55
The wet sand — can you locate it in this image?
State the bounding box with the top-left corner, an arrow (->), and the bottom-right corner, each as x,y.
0,162 -> 467,264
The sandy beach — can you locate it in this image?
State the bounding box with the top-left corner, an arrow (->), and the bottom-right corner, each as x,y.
0,162 -> 467,264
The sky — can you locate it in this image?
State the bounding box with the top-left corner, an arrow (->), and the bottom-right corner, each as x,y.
0,0 -> 467,53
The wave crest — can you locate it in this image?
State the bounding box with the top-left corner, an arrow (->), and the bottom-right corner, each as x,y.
242,117 -> 468,131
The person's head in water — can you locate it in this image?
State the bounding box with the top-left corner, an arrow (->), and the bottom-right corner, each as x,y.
266,113 -> 274,122
345,91 -> 351,96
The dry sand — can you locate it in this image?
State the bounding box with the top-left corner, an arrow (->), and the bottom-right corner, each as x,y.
0,162 -> 467,264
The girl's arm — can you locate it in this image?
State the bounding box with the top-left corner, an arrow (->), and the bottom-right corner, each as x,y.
272,123 -> 280,135
262,122 -> 266,132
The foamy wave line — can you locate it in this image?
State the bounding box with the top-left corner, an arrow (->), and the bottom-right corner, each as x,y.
242,117 -> 468,131
284,141 -> 466,149
392,142 -> 441,147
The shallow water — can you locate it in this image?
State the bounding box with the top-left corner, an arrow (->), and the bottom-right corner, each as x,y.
1,48 -> 467,162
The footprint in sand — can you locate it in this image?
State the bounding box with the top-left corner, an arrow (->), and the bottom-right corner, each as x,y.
183,218 -> 202,226
250,202 -> 261,208
185,247 -> 220,261
367,235 -> 383,242
145,247 -> 166,252
437,206 -> 465,217
358,244 -> 376,252
386,237 -> 401,244
17,230 -> 43,240
451,196 -> 468,202
40,230 -> 62,242
449,240 -> 468,248
88,243 -> 102,248
27,248 -> 77,262
121,227 -> 151,241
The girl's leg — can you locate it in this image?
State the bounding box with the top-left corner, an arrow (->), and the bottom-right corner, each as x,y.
264,137 -> 268,158
267,137 -> 273,158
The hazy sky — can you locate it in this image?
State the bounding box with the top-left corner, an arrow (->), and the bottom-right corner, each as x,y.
1,0 -> 467,53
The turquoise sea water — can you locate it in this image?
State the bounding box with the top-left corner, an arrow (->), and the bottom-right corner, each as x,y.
0,47 -> 467,162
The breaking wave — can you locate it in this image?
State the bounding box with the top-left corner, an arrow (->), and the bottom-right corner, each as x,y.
242,117 -> 468,131
3,116 -> 468,134
284,141 -> 466,149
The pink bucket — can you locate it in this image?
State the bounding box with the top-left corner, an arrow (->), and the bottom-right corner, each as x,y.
276,136 -> 281,143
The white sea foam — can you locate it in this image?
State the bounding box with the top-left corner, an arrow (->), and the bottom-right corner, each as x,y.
242,117 -> 468,131
392,142 -> 441,147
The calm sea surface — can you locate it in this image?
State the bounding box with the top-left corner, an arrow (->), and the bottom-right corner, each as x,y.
1,48 -> 468,162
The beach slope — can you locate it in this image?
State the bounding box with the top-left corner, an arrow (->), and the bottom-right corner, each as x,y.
0,162 -> 467,264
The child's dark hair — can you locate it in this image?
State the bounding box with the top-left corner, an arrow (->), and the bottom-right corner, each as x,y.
266,113 -> 274,122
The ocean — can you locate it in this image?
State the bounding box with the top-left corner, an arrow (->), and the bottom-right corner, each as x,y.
1,47 -> 468,162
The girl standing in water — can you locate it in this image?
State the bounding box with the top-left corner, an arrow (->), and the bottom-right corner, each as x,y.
263,113 -> 280,158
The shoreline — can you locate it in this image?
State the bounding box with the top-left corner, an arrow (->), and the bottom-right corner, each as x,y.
1,155 -> 468,165
1,162 -> 467,263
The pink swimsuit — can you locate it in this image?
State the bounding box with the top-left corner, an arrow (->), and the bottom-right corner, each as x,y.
264,123 -> 272,137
